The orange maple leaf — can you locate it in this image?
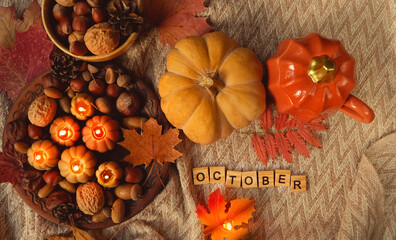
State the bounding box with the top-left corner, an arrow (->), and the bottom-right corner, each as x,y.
119,118 -> 182,167
196,188 -> 255,240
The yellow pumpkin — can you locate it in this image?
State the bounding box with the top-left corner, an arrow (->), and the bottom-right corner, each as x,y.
27,140 -> 60,170
158,31 -> 266,144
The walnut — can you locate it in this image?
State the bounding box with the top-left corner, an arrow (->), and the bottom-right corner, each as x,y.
28,95 -> 57,127
84,23 -> 120,56
76,182 -> 105,215
55,0 -> 76,7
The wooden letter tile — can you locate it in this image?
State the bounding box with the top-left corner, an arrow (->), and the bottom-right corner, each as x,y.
275,169 -> 291,187
210,166 -> 226,183
258,171 -> 274,188
193,167 -> 209,185
226,171 -> 242,188
242,171 -> 258,188
290,175 -> 307,192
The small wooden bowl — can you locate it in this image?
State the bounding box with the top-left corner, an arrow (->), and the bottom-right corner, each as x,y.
42,0 -> 138,62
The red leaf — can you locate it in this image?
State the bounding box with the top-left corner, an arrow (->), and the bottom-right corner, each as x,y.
0,3 -> 53,99
295,118 -> 308,128
275,113 -> 288,130
274,132 -> 292,163
286,117 -> 297,129
286,131 -> 310,157
251,135 -> 268,165
298,128 -> 322,148
307,122 -> 328,131
260,104 -> 273,130
263,133 -> 277,159
143,0 -> 212,47
0,141 -> 24,185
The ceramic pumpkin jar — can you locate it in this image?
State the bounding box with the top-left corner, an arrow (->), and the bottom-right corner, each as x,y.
95,161 -> 123,188
267,33 -> 374,123
158,31 -> 266,144
70,93 -> 95,121
27,140 -> 60,170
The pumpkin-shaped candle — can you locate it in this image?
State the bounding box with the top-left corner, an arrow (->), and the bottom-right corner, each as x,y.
27,140 -> 60,170
96,161 -> 123,188
58,145 -> 97,183
82,115 -> 120,153
50,116 -> 81,146
71,93 -> 95,120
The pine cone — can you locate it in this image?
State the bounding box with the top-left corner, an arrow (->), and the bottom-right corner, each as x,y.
53,203 -> 82,225
51,54 -> 82,83
108,0 -> 143,36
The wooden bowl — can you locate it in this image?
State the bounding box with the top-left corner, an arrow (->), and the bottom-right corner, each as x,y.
3,70 -> 171,229
41,0 -> 138,62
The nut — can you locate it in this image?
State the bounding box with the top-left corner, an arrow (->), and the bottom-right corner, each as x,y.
28,124 -> 43,140
14,141 -> 29,154
84,23 -> 120,55
43,169 -> 62,186
55,24 -> 68,38
88,64 -> 100,73
68,31 -> 85,45
106,84 -> 121,98
87,0 -> 102,8
105,67 -> 117,84
76,182 -> 105,215
114,184 -> 133,200
56,0 -> 76,7
92,8 -> 106,23
82,71 -> 92,82
73,1 -> 91,16
59,96 -> 71,113
70,41 -> 88,56
130,184 -> 142,201
95,97 -> 111,114
104,190 -> 115,206
124,166 -> 144,183
44,87 -> 63,99
59,179 -> 76,193
53,4 -> 69,21
70,78 -> 86,92
123,117 -> 147,130
43,73 -> 66,91
28,95 -> 57,127
59,18 -> 72,35
92,207 -> 111,223
116,91 -> 142,116
88,79 -> 106,96
46,190 -> 72,210
72,16 -> 90,33
116,74 -> 131,88
67,88 -> 76,98
111,198 -> 125,223
38,184 -> 56,198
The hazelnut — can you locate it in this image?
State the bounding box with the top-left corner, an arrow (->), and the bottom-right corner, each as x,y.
28,95 -> 57,127
76,182 -> 105,215
46,190 -> 72,211
68,31 -> 85,45
70,77 -> 86,92
92,8 -> 106,23
53,4 -> 69,21
116,74 -> 131,88
73,1 -> 91,16
72,16 -> 90,33
43,169 -> 62,186
70,41 -> 88,56
55,24 -> 68,38
88,79 -> 106,96
56,0 -> 76,7
84,23 -> 120,55
87,0 -> 102,7
116,91 -> 142,116
106,83 -> 121,98
59,18 -> 72,35
28,124 -> 43,139
124,166 -> 144,183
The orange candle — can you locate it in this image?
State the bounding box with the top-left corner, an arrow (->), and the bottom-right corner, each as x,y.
71,93 -> 95,120
27,140 -> 60,170
82,115 -> 120,153
50,116 -> 81,146
58,145 -> 97,183
96,161 -> 123,188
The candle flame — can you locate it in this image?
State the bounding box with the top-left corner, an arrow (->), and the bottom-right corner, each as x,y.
73,165 -> 80,172
104,175 -> 110,180
59,130 -> 67,136
35,154 -> 41,161
95,129 -> 102,135
78,107 -> 86,112
223,222 -> 233,231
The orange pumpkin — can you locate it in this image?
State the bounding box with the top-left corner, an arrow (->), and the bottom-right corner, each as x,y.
95,161 -> 123,188
58,145 -> 97,183
27,140 -> 60,170
267,33 -> 374,123
158,31 -> 266,144
82,115 -> 120,153
50,116 -> 81,146
70,93 -> 95,120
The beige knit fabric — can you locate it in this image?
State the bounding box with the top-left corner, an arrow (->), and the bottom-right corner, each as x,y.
0,0 -> 395,239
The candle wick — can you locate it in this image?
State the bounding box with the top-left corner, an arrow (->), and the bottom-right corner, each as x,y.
35,155 -> 41,160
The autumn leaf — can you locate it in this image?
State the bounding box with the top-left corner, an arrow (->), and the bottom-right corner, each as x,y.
196,188 -> 255,240
0,140 -> 24,186
252,103 -> 328,164
143,0 -> 212,47
46,227 -> 95,240
119,118 -> 182,167
0,0 -> 53,100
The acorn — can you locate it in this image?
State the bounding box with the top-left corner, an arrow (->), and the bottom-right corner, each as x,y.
106,83 -> 121,98
89,79 -> 106,96
70,77 -> 86,92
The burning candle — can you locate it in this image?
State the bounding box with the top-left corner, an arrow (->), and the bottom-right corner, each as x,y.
96,161 -> 123,188
82,115 -> 121,153
58,145 -> 97,183
27,140 -> 60,170
50,116 -> 81,146
223,221 -> 233,231
70,93 -> 95,120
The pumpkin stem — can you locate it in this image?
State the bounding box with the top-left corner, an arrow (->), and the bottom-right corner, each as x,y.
199,72 -> 224,98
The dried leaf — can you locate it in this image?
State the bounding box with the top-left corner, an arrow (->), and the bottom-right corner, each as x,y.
260,104 -> 273,130
143,0 -> 212,47
0,152 -> 24,186
263,133 -> 277,159
286,131 -> 309,157
251,135 -> 267,165
275,113 -> 288,130
45,236 -> 74,240
196,188 -> 255,240
0,2 -> 53,100
274,132 -> 292,163
298,128 -> 322,148
45,227 -> 95,240
0,0 -> 41,49
307,122 -> 328,131
119,118 -> 182,167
